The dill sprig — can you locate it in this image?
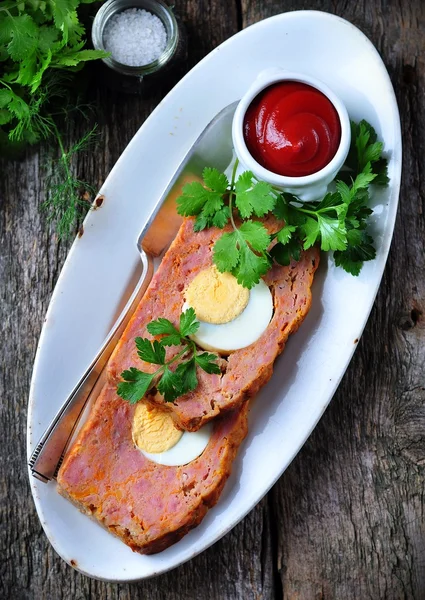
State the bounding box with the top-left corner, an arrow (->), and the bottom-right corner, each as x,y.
43,124 -> 99,238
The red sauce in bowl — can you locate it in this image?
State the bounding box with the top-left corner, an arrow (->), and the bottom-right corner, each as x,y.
243,81 -> 341,177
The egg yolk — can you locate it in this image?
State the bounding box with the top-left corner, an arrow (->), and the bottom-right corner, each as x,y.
132,400 -> 182,454
185,266 -> 249,324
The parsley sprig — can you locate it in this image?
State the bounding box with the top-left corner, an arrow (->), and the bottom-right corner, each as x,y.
0,1 -> 109,237
178,159 -> 275,288
117,308 -> 220,404
176,120 -> 388,287
0,0 -> 107,148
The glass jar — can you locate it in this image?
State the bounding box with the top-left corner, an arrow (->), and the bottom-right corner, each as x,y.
91,0 -> 186,94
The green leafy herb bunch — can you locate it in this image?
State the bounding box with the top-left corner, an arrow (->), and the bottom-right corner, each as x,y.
176,120 -> 389,286
0,0 -> 108,150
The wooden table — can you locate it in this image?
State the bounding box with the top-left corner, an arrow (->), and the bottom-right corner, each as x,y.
1,1 -> 424,598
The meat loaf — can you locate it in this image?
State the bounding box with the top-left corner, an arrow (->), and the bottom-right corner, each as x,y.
108,217 -> 320,431
57,384 -> 248,554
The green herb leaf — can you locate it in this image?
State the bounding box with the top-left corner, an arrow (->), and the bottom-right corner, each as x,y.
211,205 -> 230,229
235,171 -> 275,218
147,317 -> 179,337
301,216 -> 320,249
176,119 -> 387,284
239,220 -> 271,252
157,366 -> 183,403
52,47 -> 110,67
118,310 -> 220,404
213,232 -> 240,272
333,231 -> 376,275
203,167 -> 229,195
179,307 -> 199,337
117,368 -> 154,404
135,337 -> 166,365
270,237 -> 301,266
176,167 -> 228,228
213,223 -> 271,289
0,109 -> 13,125
177,181 -> 210,215
232,238 -> 271,288
276,224 -> 297,245
4,14 -> 38,62
316,214 -> 347,252
339,120 -> 388,186
175,358 -> 198,394
195,352 -> 221,374
147,317 -> 182,346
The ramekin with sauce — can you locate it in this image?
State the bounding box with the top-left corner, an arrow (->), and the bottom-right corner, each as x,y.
232,68 -> 351,202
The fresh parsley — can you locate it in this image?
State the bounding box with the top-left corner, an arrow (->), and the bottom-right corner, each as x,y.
0,0 -> 107,148
0,0 -> 109,236
176,119 -> 388,287
117,308 -> 221,404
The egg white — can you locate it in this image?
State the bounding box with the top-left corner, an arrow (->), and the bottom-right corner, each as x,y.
183,278 -> 273,353
140,422 -> 213,466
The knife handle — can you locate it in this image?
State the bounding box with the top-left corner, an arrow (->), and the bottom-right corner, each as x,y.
28,250 -> 154,483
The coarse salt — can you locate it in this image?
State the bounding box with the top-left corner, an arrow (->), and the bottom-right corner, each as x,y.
103,8 -> 167,67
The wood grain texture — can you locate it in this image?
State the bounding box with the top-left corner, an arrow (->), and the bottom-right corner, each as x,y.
1,1 -> 424,599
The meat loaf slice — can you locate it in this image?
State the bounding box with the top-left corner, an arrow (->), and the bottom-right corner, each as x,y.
108,217 -> 319,431
57,384 -> 248,554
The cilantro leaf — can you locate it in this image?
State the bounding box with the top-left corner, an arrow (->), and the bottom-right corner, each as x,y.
0,109 -> 12,126
334,229 -> 376,275
193,212 -> 211,232
276,224 -> 297,245
176,168 -> 228,228
50,0 -> 80,43
195,353 -> 221,374
273,194 -> 306,226
213,232 -> 240,272
203,167 -> 228,194
177,181 -> 211,216
51,47 -> 111,67
4,14 -> 38,62
371,158 -> 389,186
117,369 -> 154,404
317,214 -> 347,251
147,317 -> 182,346
175,358 -> 198,395
147,317 -> 179,336
271,238 -> 301,266
339,120 -> 388,186
212,205 -> 230,228
213,222 -> 271,289
179,307 -> 200,337
118,310 -> 219,404
239,221 -> 271,252
232,240 -> 271,288
135,337 -> 166,365
157,366 -> 183,403
235,171 -> 275,218
300,217 -> 320,249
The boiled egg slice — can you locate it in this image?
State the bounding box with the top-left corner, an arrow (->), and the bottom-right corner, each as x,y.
182,266 -> 273,353
132,400 -> 212,466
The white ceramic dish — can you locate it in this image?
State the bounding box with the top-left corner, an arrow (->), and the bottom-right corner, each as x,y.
27,10 -> 401,581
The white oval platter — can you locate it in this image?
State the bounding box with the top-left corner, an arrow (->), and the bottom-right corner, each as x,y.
27,10 -> 401,581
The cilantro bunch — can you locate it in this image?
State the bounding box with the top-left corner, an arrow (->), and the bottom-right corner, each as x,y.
177,120 -> 388,287
117,308 -> 220,404
0,0 -> 107,149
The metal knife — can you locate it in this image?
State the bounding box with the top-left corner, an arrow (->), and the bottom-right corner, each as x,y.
28,100 -> 238,483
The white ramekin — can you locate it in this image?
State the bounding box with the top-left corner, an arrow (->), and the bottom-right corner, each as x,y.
232,68 -> 351,202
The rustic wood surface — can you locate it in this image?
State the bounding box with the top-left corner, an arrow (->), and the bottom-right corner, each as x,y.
1,0 -> 424,598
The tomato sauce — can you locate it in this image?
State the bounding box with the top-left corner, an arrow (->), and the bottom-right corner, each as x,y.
243,81 -> 341,177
